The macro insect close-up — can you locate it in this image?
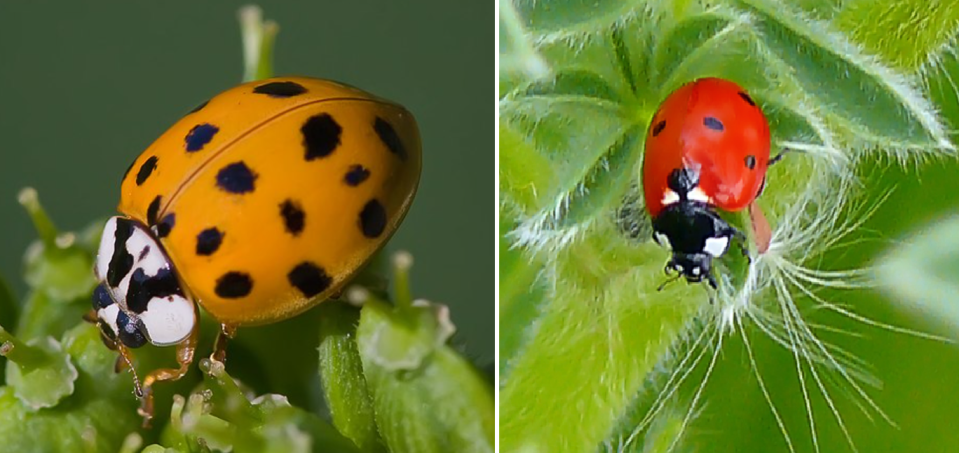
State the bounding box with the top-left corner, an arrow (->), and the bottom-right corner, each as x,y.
500,0 -> 959,452
90,76 -> 422,424
0,3 -> 492,452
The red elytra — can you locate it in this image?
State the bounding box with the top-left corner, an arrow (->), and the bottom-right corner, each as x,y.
642,77 -> 771,217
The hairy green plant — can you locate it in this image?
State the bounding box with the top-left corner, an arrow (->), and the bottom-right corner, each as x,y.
499,0 -> 959,452
0,5 -> 492,453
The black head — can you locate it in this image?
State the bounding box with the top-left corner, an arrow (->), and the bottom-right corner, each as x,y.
664,252 -> 716,288
653,202 -> 738,288
652,168 -> 744,289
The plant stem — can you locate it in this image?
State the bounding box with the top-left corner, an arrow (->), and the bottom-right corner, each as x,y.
391,251 -> 414,311
0,326 -> 48,369
18,188 -> 58,249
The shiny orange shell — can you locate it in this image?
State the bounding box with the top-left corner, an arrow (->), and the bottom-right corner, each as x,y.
642,77 -> 770,217
118,77 -> 421,326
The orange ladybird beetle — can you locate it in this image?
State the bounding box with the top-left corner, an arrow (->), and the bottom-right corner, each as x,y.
90,77 -> 421,421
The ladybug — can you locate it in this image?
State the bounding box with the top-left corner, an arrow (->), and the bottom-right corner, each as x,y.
641,77 -> 782,288
90,77 -> 421,421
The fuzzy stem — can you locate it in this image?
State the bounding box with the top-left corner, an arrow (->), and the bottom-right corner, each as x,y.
500,232 -> 702,452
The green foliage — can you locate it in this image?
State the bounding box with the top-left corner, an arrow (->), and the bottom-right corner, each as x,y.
500,0 -> 958,452
836,0 -> 959,72
0,6 -> 492,453
876,214 -> 959,333
355,254 -> 494,453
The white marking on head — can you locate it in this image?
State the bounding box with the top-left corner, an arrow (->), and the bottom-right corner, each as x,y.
95,217 -> 195,347
138,295 -> 196,346
94,217 -> 119,281
661,190 -> 680,206
688,187 -> 713,204
126,227 -> 167,277
704,236 -> 730,257
691,267 -> 701,276
97,303 -> 121,338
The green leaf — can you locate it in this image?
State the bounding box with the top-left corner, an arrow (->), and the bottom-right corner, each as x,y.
357,299 -> 494,453
15,287 -> 89,342
318,302 -> 384,453
836,0 -> 959,72
157,359 -> 361,453
499,0 -> 548,95
19,188 -> 96,303
499,228 -> 703,453
735,0 -> 953,152
3,334 -> 78,410
876,213 -> 959,335
511,0 -> 644,36
497,214 -> 545,372
499,0 -> 957,451
499,122 -> 553,215
0,324 -> 140,452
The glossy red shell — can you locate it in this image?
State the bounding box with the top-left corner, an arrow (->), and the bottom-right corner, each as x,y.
642,78 -> 771,217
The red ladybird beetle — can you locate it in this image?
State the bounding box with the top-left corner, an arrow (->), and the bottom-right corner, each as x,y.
641,77 -> 783,288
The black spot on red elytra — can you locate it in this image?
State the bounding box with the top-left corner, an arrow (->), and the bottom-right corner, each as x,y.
652,120 -> 666,137
253,81 -> 307,97
288,261 -> 332,298
301,114 -> 342,161
703,116 -> 724,132
216,161 -> 257,194
745,155 -> 757,170
374,117 -> 406,160
136,156 -> 158,186
359,199 -> 387,238
738,92 -> 756,106
196,227 -> 223,256
279,200 -> 305,236
107,219 -> 134,288
215,271 -> 253,299
185,123 -> 219,152
156,213 -> 175,238
344,165 -> 370,186
147,196 -> 162,226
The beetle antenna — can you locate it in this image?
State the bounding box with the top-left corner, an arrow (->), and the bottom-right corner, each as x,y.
768,147 -> 792,166
115,343 -> 143,398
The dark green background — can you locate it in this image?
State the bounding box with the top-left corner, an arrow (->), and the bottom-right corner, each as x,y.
0,2 -> 492,362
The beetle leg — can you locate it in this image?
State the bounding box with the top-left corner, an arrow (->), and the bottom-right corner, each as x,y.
82,310 -> 98,324
769,148 -> 791,166
211,323 -> 238,364
137,322 -> 198,428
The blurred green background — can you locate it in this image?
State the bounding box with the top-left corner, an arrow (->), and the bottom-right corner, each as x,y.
499,1 -> 959,452
0,1 -> 492,362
